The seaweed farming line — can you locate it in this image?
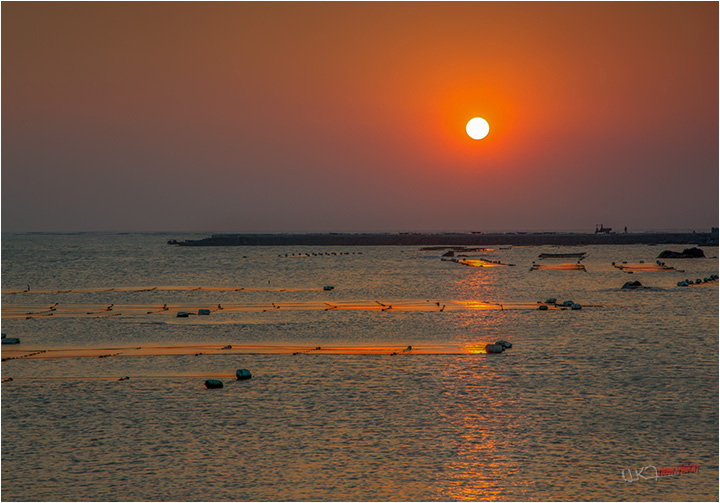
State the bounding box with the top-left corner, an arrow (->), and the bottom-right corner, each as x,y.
2,374 -> 253,381
611,262 -> 679,272
450,258 -> 515,267
0,299 -> 601,319
1,343 -> 504,360
2,285 -> 325,295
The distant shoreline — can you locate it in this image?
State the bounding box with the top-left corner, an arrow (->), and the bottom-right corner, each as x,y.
170,232 -> 718,247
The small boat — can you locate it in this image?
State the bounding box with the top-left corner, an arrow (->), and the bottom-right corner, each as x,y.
538,252 -> 587,259
531,263 -> 587,271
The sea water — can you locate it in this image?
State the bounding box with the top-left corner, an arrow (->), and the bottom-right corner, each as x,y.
1,233 -> 718,501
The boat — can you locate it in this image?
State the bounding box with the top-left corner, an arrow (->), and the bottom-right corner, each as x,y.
538,252 -> 587,259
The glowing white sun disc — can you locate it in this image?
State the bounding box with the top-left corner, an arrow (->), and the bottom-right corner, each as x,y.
466,117 -> 490,140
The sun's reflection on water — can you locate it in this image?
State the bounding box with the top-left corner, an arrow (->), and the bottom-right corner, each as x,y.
431,362 -> 526,501
431,268 -> 533,501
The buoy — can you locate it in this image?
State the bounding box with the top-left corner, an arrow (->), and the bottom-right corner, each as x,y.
1,337 -> 20,345
495,340 -> 512,349
198,309 -> 211,315
538,305 -> 549,311
205,379 -> 223,389
562,300 -> 574,307
177,311 -> 189,318
571,303 -> 582,310
236,369 -> 252,380
323,286 -> 334,291
485,343 -> 504,354
545,298 -> 557,304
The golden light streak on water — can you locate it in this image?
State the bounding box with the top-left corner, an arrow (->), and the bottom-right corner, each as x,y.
1,343 -> 503,360
612,263 -> 676,272
456,259 -> 511,267
1,285 -> 324,295
1,298 -> 591,319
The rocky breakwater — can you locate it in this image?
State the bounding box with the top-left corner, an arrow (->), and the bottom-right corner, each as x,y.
168,232 -> 715,247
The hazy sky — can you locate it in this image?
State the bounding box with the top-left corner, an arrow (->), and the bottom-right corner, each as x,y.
2,2 -> 718,233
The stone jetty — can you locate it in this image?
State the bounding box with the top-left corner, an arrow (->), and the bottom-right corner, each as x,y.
169,231 -> 718,247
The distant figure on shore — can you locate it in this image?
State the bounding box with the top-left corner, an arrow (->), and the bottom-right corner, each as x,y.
624,226 -> 628,233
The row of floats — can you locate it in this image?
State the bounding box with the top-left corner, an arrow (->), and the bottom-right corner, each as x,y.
537,298 -> 582,310
677,274 -> 719,287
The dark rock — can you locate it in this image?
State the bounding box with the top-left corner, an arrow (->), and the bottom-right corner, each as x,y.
621,281 -> 644,289
657,247 -> 705,259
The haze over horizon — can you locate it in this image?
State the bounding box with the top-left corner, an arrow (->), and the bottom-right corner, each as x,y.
2,2 -> 718,233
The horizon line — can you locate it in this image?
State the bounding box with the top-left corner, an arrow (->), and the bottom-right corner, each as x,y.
2,227 -> 717,236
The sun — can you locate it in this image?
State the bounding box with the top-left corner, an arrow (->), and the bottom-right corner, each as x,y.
466,117 -> 490,140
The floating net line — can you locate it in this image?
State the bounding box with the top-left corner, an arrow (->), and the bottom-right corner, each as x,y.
611,263 -> 677,272
2,342 -> 502,361
2,285 -> 324,295
0,298 -> 597,319
454,259 -> 515,268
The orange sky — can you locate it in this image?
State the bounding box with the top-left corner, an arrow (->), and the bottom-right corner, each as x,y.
2,2 -> 717,232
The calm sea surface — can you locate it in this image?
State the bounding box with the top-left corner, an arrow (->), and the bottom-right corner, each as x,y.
1,233 -> 718,501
